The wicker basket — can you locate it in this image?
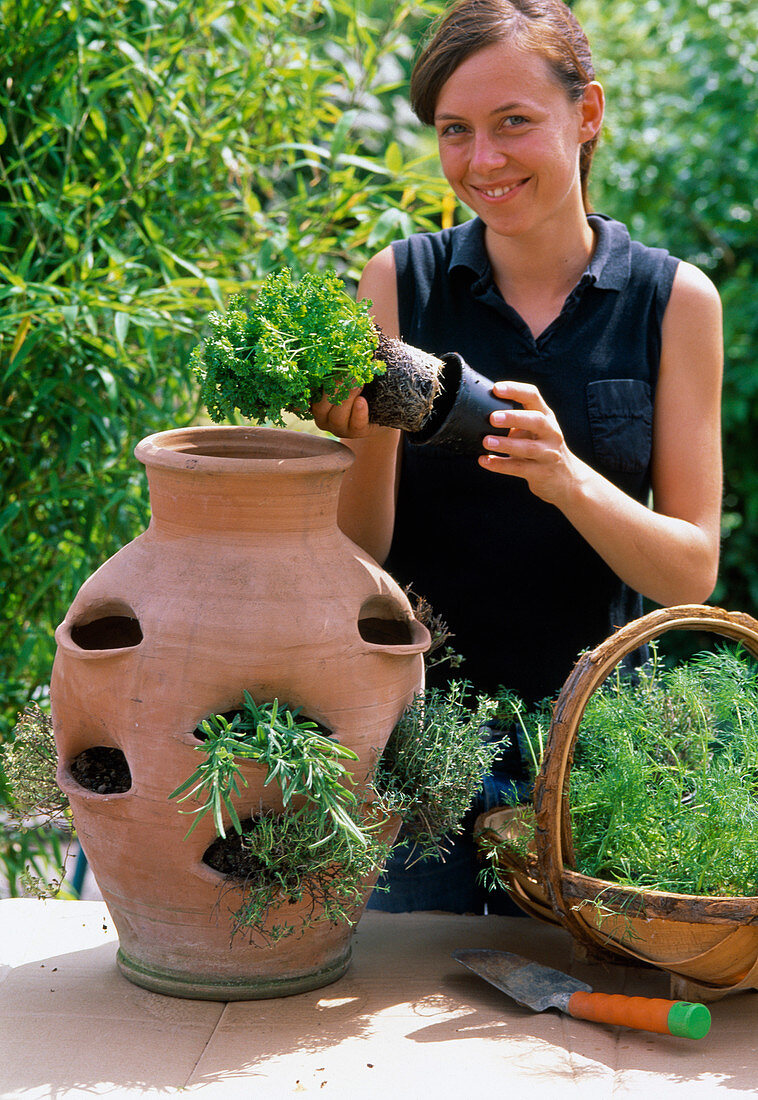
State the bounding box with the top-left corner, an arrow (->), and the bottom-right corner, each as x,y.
477,605 -> 758,1002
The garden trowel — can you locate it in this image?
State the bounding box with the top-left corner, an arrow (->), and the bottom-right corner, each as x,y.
452,949 -> 711,1040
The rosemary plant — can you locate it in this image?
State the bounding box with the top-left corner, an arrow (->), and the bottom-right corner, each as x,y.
169,692 -> 368,847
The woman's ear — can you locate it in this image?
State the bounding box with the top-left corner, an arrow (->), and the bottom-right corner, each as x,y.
579,81 -> 605,141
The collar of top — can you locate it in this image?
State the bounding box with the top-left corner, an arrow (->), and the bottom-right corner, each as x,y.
447,213 -> 632,291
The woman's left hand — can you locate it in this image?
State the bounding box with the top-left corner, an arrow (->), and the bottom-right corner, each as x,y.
479,380 -> 582,506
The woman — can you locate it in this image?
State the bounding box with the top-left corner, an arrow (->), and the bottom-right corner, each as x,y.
313,0 -> 723,911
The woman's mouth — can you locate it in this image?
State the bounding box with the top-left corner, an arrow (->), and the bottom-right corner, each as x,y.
474,179 -> 527,200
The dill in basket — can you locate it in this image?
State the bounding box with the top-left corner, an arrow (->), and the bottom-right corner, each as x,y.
484,645 -> 758,898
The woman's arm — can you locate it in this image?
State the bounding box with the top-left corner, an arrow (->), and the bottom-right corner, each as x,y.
480,261 -> 723,606
311,246 -> 402,563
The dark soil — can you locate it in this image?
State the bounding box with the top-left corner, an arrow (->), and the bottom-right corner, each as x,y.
362,330 -> 444,432
70,746 -> 131,794
357,616 -> 416,645
204,821 -> 265,880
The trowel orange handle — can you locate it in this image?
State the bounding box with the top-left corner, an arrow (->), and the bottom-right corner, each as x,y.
567,991 -> 711,1039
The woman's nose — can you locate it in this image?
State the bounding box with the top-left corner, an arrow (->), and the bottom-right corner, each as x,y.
470,132 -> 507,172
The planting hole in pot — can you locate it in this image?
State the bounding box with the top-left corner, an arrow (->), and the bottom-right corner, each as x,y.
69,746 -> 132,794
192,706 -> 334,741
192,708 -> 243,739
203,819 -> 262,880
358,596 -> 416,646
70,602 -> 143,650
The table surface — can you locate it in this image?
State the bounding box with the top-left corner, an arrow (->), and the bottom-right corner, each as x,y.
1,899 -> 756,1100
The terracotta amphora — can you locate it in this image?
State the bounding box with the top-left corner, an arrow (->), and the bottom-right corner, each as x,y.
51,426 -> 429,999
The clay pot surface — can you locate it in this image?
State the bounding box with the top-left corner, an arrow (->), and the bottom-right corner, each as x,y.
52,425 -> 429,998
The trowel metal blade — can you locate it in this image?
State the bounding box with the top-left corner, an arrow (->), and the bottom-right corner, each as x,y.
453,948 -> 592,1014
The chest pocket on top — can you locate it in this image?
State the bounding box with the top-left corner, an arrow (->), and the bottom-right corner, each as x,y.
586,379 -> 653,475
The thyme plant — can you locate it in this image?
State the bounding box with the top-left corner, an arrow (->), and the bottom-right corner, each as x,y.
209,806 -> 392,946
1,705 -> 68,824
403,585 -> 464,673
1,704 -> 73,898
191,268 -> 385,426
373,681 -> 500,862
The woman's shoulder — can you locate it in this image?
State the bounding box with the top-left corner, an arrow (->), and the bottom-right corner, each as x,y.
669,259 -> 720,303
614,216 -> 721,317
359,223 -> 474,315
664,260 -> 722,334
589,213 -> 685,319
589,212 -> 678,273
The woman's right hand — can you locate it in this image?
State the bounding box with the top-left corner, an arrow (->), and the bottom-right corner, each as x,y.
313,244 -> 400,442
311,384 -> 400,563
311,387 -> 374,439
311,245 -> 401,562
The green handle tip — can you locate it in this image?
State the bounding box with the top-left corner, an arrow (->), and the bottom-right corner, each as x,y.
668,1001 -> 711,1040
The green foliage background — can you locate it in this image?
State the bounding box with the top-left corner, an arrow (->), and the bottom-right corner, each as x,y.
0,0 -> 446,729
1,0 -> 756,886
0,0 -> 447,887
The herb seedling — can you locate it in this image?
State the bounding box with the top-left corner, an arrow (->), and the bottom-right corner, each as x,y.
209,805 -> 393,945
403,585 -> 464,672
191,268 -> 385,426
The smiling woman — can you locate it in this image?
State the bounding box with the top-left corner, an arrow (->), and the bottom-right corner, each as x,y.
430,41 -> 604,319
410,0 -> 602,209
311,0 -> 724,915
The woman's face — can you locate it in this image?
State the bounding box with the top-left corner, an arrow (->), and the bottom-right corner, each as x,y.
433,40 -> 602,240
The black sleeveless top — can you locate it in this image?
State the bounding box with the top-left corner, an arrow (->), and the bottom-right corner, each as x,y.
385,214 -> 680,704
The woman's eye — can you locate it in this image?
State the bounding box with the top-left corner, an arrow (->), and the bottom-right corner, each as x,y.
503,115 -> 528,128
440,122 -> 467,136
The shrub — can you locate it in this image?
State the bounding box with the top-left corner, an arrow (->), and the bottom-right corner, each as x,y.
581,0 -> 758,611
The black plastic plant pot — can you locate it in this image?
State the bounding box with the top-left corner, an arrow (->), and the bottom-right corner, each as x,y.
407,353 -> 516,455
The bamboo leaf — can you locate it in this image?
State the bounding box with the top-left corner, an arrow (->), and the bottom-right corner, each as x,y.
114,311 -> 130,348
0,263 -> 26,289
9,316 -> 33,365
384,141 -> 403,174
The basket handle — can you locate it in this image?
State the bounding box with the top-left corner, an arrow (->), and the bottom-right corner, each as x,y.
532,605 -> 758,949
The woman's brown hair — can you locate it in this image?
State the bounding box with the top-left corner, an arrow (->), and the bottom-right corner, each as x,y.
410,0 -> 600,210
